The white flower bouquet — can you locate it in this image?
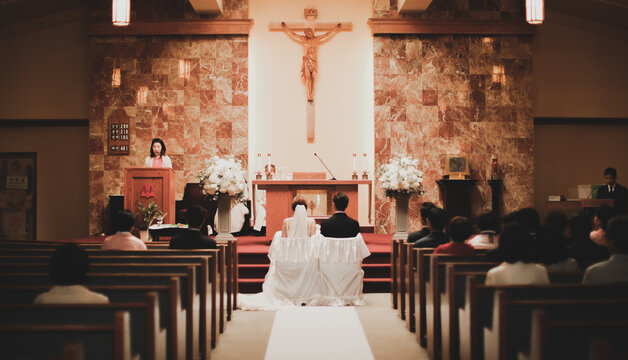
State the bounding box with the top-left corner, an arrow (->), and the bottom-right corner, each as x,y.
378,155 -> 425,197
198,155 -> 248,201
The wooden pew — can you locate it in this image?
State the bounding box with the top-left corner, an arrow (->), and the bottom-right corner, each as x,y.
404,242 -> 415,331
397,239 -> 407,320
461,279 -> 628,360
413,247 -> 435,347
484,291 -> 628,360
0,273 -> 187,360
425,255 -> 495,360
529,308 -> 628,360
0,293 -> 162,360
0,311 -> 135,360
391,239 -> 400,310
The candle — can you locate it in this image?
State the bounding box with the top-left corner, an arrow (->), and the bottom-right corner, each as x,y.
352,153 -> 357,173
267,153 -> 272,171
363,153 -> 367,173
492,156 -> 498,175
257,153 -> 261,173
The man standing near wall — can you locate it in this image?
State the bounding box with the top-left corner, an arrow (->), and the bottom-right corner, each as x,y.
597,167 -> 628,214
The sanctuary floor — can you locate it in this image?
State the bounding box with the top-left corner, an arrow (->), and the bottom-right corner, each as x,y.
211,293 -> 427,360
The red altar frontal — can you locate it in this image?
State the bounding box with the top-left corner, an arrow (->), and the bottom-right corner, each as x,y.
252,180 -> 372,240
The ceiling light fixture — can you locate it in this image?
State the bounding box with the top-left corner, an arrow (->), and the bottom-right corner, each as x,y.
112,0 -> 130,26
526,0 -> 544,24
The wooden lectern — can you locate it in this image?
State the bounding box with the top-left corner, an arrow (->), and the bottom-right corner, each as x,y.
124,168 -> 176,225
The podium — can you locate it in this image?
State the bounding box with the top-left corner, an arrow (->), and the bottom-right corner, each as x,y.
124,168 -> 176,226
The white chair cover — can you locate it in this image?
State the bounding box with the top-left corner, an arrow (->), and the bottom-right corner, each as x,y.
315,233 -> 371,306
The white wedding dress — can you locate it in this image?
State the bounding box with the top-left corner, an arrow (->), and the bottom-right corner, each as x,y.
239,205 -> 319,310
238,205 -> 371,310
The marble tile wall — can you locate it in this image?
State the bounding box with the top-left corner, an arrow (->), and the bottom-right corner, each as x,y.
373,0 -> 534,233
88,0 -> 248,234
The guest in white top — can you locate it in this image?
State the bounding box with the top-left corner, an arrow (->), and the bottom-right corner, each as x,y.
467,212 -> 501,248
144,138 -> 173,168
102,210 -> 147,250
486,222 -> 549,285
583,215 -> 628,284
35,243 -> 109,304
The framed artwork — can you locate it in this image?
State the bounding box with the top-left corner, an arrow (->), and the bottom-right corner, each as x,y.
445,154 -> 470,180
0,153 -> 36,240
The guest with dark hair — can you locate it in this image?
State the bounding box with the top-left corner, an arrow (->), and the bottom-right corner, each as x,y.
467,212 -> 501,248
407,202 -> 436,243
101,210 -> 147,250
545,211 -> 569,245
590,205 -> 616,248
596,167 -> 628,214
485,223 -> 549,285
583,215 -> 628,284
535,224 -> 579,272
413,207 -> 448,248
568,212 -> 609,270
514,207 -> 540,237
170,206 -> 217,249
35,243 -> 109,304
144,138 -> 172,168
320,192 -> 360,238
434,216 -> 474,256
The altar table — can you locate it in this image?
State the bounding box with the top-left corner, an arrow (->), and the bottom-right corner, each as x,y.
252,180 -> 372,240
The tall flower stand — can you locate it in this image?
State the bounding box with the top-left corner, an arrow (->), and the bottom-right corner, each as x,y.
392,192 -> 410,241
215,193 -> 234,241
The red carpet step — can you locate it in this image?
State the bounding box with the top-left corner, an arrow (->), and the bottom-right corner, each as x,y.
236,234 -> 392,294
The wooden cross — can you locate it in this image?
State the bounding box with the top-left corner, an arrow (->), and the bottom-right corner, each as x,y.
270,8 -> 352,141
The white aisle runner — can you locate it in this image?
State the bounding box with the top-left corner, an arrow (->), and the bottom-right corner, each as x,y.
264,307 -> 375,360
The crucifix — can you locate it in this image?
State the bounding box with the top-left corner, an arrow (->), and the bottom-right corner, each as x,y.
270,8 -> 351,141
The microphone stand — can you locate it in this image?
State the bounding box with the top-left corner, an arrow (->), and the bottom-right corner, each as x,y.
314,153 -> 337,180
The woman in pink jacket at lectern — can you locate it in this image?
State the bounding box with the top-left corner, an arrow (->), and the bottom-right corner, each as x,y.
144,138 -> 172,168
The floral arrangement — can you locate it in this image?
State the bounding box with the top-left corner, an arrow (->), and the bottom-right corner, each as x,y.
198,155 -> 248,201
136,201 -> 163,229
378,155 -> 425,197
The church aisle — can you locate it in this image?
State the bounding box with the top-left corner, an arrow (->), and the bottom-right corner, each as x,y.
210,294 -> 428,360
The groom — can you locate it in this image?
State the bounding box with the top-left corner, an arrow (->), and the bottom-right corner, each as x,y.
321,192 -> 360,238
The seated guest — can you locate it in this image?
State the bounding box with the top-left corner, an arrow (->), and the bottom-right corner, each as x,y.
35,243 -> 109,304
102,210 -> 147,250
583,215 -> 628,284
515,207 -> 540,238
596,167 -> 628,214
485,223 -> 549,285
590,205 -> 616,248
214,201 -> 250,235
320,192 -> 360,238
413,207 -> 448,248
170,206 -> 217,249
467,212 -> 501,248
407,202 -> 436,243
434,216 -> 474,256
252,190 -> 267,236
569,212 -> 610,270
535,224 -> 579,272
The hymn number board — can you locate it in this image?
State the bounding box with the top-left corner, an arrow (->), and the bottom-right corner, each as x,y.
108,118 -> 130,155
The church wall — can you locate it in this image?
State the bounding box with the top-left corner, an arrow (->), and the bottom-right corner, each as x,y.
87,0 -> 249,234
248,0 -> 375,224
372,0 -> 534,233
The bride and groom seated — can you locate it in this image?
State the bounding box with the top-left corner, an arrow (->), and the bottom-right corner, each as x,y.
240,193 -> 370,309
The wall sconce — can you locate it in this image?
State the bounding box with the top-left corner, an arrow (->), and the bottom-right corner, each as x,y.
137,86 -> 148,105
492,65 -> 506,85
112,68 -> 121,88
112,0 -> 131,26
526,0 -> 544,24
178,59 -> 191,80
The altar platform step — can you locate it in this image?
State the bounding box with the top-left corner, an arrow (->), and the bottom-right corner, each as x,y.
236,233 -> 391,294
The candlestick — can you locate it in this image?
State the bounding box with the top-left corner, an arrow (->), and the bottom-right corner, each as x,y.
352,153 -> 357,173
491,156 -> 499,179
267,153 -> 272,180
362,153 -> 367,173
257,153 -> 261,173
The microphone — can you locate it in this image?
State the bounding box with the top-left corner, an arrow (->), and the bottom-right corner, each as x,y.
314,153 -> 337,180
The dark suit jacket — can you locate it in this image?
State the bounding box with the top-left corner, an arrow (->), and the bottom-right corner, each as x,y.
597,183 -> 628,214
407,227 -> 430,243
169,229 -> 217,249
413,230 -> 448,248
320,212 -> 360,238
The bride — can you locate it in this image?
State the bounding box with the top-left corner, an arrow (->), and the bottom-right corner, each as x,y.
239,195 -> 320,310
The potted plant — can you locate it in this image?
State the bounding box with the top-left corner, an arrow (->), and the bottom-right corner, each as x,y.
136,201 -> 163,242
